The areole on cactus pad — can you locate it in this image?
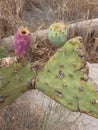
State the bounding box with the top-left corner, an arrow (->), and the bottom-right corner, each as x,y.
36,37 -> 98,118
14,27 -> 31,57
48,22 -> 67,47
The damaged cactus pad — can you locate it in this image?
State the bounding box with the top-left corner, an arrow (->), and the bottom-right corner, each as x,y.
48,22 -> 67,47
14,27 -> 31,57
36,37 -> 98,118
0,63 -> 34,109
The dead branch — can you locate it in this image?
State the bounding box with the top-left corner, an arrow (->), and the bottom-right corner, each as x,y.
1,18 -> 98,51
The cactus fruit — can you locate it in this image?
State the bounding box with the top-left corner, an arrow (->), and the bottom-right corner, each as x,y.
48,22 -> 67,47
36,37 -> 98,118
0,62 -> 34,109
14,27 -> 31,58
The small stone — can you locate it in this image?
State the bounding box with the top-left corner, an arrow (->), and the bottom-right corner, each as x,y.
91,99 -> 98,104
81,74 -> 89,81
83,74 -> 89,81
13,56 -> 18,62
27,79 -> 35,90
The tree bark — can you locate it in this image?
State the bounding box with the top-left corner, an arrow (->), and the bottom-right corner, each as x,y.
1,18 -> 98,51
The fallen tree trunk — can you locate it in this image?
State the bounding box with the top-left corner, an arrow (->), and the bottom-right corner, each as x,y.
1,18 -> 98,51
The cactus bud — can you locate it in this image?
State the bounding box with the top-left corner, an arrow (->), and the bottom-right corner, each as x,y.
14,27 -> 31,57
48,22 -> 67,47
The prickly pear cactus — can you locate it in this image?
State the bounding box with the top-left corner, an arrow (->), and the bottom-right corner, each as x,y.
48,22 -> 67,47
0,46 -> 8,58
36,37 -> 98,118
0,62 -> 34,109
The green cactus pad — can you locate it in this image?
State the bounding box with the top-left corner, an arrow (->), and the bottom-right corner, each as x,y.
48,22 -> 67,47
36,38 -> 98,118
0,46 -> 8,58
0,63 -> 34,109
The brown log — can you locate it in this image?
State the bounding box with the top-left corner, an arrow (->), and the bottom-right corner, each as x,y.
67,18 -> 98,40
1,18 -> 98,51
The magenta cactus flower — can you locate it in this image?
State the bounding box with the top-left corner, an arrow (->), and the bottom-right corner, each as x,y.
14,27 -> 31,57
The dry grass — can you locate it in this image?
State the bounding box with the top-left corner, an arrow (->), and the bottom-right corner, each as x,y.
31,39 -> 57,71
0,0 -> 98,37
0,0 -> 98,63
37,0 -> 98,21
0,0 -> 25,37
